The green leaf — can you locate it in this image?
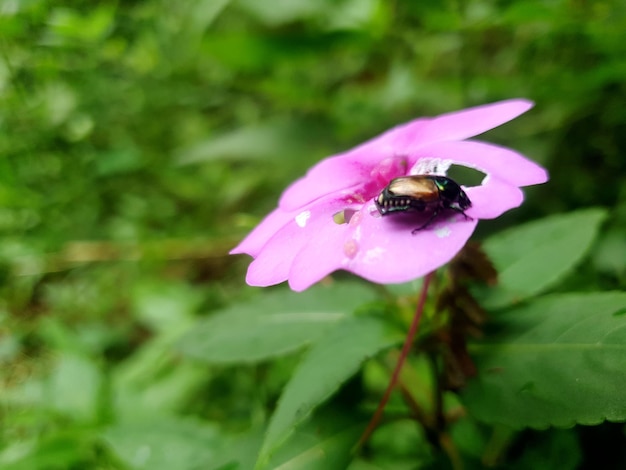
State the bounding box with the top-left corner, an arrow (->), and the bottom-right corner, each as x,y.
593,228 -> 626,277
48,353 -> 102,421
255,315 -> 404,469
3,349 -> 102,422
207,428 -> 264,470
360,420 -> 431,468
0,428 -> 96,470
178,283 -> 377,364
507,429 -> 581,470
461,292 -> 626,428
234,0 -> 323,26
176,119 -> 307,164
131,279 -> 202,333
113,337 -> 207,419
479,208 -> 607,309
103,417 -> 220,470
267,411 -> 363,470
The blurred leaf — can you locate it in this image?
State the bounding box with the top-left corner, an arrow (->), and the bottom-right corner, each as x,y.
96,147 -> 143,176
208,428 -> 264,470
40,82 -> 77,126
187,0 -> 232,32
44,6 -> 114,45
267,417 -> 363,470
103,417 -> 221,470
111,280 -> 208,418
478,209 -> 607,309
176,119 -> 308,164
325,0 -> 386,33
256,315 -> 404,468
462,292 -> 626,428
47,353 -> 102,421
0,428 -> 96,470
234,0 -> 323,26
2,351 -> 102,421
113,357 -> 207,420
178,283 -> 377,364
113,336 -> 207,419
131,279 -> 203,333
359,420 -> 430,469
507,429 -> 581,470
593,228 -> 626,277
449,417 -> 488,460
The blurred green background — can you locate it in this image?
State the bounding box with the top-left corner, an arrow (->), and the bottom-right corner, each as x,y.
1,0 -> 625,468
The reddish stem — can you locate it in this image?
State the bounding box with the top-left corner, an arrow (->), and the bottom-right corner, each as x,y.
357,271 -> 435,448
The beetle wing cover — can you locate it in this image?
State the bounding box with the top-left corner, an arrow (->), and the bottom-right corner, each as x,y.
388,177 -> 439,201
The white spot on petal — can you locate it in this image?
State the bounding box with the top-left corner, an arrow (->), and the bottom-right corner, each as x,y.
435,226 -> 451,238
410,158 -> 453,176
295,210 -> 311,228
368,203 -> 381,218
363,247 -> 385,264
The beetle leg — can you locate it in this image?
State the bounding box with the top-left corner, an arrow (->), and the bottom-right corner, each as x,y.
451,207 -> 473,221
412,208 -> 472,234
412,210 -> 439,234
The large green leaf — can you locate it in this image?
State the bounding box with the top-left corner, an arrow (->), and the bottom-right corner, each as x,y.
461,292 -> 626,428
103,417 -> 221,470
255,315 -> 404,469
270,427 -> 360,470
266,411 -> 363,470
178,283 -> 376,364
478,208 -> 607,309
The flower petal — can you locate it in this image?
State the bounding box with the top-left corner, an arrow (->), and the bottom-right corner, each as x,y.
279,157 -> 368,211
287,209 -> 370,291
287,229 -> 347,292
464,179 -> 525,219
293,203 -> 477,286
278,143 -> 411,211
413,140 -> 548,187
277,100 -> 533,212
230,208 -> 294,257
398,99 -> 534,153
233,99 -> 547,291
354,205 -> 477,283
245,199 -> 347,287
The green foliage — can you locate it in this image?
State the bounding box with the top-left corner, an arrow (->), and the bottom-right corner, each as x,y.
2,0 -> 626,468
463,292 -> 626,428
179,283 -> 377,363
264,412 -> 363,470
477,208 -> 608,308
104,418 -> 222,470
256,315 -> 404,468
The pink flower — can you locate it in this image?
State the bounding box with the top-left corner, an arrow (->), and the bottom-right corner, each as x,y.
231,100 -> 548,291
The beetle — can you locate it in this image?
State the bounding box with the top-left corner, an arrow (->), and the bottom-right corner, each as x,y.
375,175 -> 472,233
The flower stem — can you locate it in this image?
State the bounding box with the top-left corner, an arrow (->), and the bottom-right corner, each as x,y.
357,271 -> 435,448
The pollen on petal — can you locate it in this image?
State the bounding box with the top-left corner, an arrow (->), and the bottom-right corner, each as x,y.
343,239 -> 359,259
295,210 -> 311,228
